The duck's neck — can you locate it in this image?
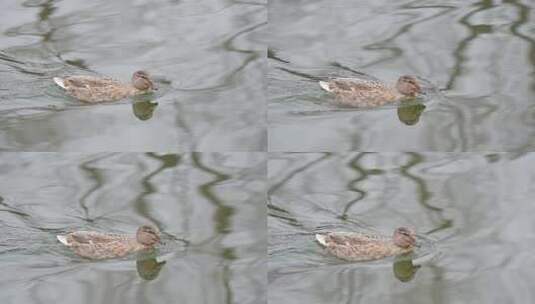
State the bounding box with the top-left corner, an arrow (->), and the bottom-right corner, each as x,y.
128,85 -> 149,95
391,87 -> 406,99
133,240 -> 155,251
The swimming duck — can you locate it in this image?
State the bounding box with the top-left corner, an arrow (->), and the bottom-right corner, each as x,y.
53,70 -> 155,103
319,75 -> 421,107
315,227 -> 416,262
57,225 -> 160,260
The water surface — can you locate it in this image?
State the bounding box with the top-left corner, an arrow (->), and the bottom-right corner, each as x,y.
0,152 -> 266,304
0,0 -> 266,151
268,0 -> 535,151
269,152 -> 535,303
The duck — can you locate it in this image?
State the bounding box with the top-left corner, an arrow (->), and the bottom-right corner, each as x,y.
57,225 -> 161,260
315,227 -> 416,262
319,75 -> 421,107
53,70 -> 155,103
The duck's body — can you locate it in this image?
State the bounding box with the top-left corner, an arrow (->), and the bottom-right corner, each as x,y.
54,71 -> 155,103
319,75 -> 421,108
57,225 -> 160,260
315,227 -> 416,262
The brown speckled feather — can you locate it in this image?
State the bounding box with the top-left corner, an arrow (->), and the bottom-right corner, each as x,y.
63,231 -> 145,259
61,76 -> 143,103
320,232 -> 413,261
322,78 -> 402,107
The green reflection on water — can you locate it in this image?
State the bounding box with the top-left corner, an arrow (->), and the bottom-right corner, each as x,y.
133,153 -> 182,229
397,102 -> 426,126
393,254 -> 420,282
191,153 -> 235,236
341,153 -> 385,220
136,256 -> 166,281
78,154 -> 108,222
444,0 -> 535,92
446,0 -> 493,90
132,101 -> 159,121
507,0 -> 535,92
37,1 -> 55,23
190,153 -> 237,304
400,153 -> 452,234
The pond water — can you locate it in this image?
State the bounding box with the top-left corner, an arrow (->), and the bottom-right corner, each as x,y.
0,153 -> 265,304
268,0 -> 535,151
268,152 -> 535,304
0,0 -> 266,151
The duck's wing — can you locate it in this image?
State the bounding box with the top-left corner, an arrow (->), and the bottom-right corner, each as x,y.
63,76 -> 120,88
58,76 -> 130,102
317,232 -> 411,261
319,78 -> 401,107
320,78 -> 389,93
70,239 -> 134,259
68,231 -> 130,244
322,232 -> 378,245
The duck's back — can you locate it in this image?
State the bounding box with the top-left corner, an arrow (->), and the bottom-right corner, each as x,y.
58,231 -> 142,259
55,76 -> 135,103
320,78 -> 399,107
317,232 -> 411,262
63,231 -> 131,244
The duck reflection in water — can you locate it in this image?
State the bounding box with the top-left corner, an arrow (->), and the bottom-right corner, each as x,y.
397,100 -> 426,126
136,255 -> 167,281
132,100 -> 159,121
393,255 -> 421,282
397,102 -> 425,126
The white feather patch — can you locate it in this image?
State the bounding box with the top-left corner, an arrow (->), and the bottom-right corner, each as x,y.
318,81 -> 332,92
53,77 -> 66,89
315,234 -> 327,246
56,235 -> 70,246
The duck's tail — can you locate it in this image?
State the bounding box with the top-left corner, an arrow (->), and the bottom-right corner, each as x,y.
315,234 -> 328,246
56,235 -> 70,246
53,77 -> 66,89
318,81 -> 332,92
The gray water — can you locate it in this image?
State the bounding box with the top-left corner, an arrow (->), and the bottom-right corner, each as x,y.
0,153 -> 266,304
268,152 -> 535,303
2,0 -> 535,303
0,0 -> 266,151
268,0 -> 535,151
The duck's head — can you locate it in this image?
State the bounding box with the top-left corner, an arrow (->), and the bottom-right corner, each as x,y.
393,227 -> 416,249
396,75 -> 421,97
136,225 -> 161,247
132,70 -> 155,91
